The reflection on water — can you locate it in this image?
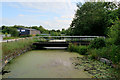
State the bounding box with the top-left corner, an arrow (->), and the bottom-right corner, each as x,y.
3,50 -> 91,78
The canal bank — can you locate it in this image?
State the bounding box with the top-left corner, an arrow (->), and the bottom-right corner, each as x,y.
3,50 -> 92,78
2,37 -> 38,70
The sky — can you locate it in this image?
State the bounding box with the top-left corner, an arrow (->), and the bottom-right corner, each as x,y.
0,0 -> 120,30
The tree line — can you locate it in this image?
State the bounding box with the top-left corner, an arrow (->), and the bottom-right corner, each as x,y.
1,25 -> 66,37
66,2 -> 120,36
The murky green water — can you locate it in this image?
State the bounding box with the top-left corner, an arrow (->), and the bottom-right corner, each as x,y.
3,50 -> 91,78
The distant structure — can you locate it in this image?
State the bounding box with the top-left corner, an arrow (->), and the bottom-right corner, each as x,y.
17,28 -> 40,36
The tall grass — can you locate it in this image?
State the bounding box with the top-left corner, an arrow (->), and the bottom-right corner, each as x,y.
68,43 -> 88,55
2,38 -> 36,57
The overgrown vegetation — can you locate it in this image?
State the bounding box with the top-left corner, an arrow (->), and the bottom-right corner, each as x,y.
3,37 -> 19,40
2,38 -> 37,57
88,38 -> 106,49
67,19 -> 120,78
68,43 -> 88,55
87,20 -> 120,64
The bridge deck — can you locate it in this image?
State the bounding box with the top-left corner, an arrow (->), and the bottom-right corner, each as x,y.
33,41 -> 90,49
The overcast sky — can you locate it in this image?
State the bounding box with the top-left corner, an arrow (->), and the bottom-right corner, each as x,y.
0,0 -> 119,30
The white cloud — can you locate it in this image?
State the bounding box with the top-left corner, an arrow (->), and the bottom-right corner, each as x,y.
61,15 -> 74,19
2,1 -> 77,29
18,2 -> 76,14
18,14 -> 24,17
2,15 -> 72,30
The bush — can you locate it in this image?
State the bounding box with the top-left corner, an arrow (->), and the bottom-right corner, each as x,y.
88,49 -> 100,59
68,43 -> 77,52
77,46 -> 88,55
28,35 -> 32,37
3,37 -> 18,40
36,34 -> 40,36
89,38 -> 106,49
107,20 -> 120,46
107,45 -> 120,64
88,45 -> 120,64
68,43 -> 88,55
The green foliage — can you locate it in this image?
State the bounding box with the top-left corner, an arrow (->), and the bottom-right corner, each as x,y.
50,32 -> 61,36
67,2 -> 118,36
5,32 -> 8,37
89,38 -> 106,49
36,34 -> 40,36
88,45 -> 120,64
68,43 -> 88,55
2,25 -> 65,37
9,28 -> 19,37
87,20 -> 120,64
107,20 -> 120,45
67,43 -> 75,52
3,37 -> 18,40
31,26 -> 49,34
2,27 -> 19,37
2,38 -> 37,57
87,49 -> 100,59
77,46 -> 88,55
104,45 -> 120,64
61,28 -> 66,34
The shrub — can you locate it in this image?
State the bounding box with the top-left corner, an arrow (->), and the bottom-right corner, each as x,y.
108,45 -> 120,64
3,37 -> 18,40
107,20 -> 120,46
68,43 -> 88,55
77,46 -> 88,55
88,49 -> 100,59
88,45 -> 120,64
28,35 -> 32,37
98,47 -> 108,58
68,43 -> 77,52
36,34 -> 40,36
89,38 -> 106,49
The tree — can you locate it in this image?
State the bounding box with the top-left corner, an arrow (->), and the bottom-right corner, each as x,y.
61,28 -> 66,34
56,30 -> 60,32
38,26 -> 49,34
8,28 -> 19,37
2,25 -> 6,30
2,26 -> 9,34
68,2 -> 117,36
13,25 -> 25,28
107,19 -> 120,45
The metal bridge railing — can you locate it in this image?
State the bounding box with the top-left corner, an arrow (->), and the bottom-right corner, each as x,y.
34,36 -> 105,42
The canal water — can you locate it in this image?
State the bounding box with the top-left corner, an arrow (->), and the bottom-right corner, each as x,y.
3,50 -> 91,78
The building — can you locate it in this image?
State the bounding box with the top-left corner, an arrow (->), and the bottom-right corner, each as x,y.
17,28 -> 40,36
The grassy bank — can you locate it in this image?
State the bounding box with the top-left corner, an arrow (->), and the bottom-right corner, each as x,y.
3,37 -> 19,40
2,37 -> 38,58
